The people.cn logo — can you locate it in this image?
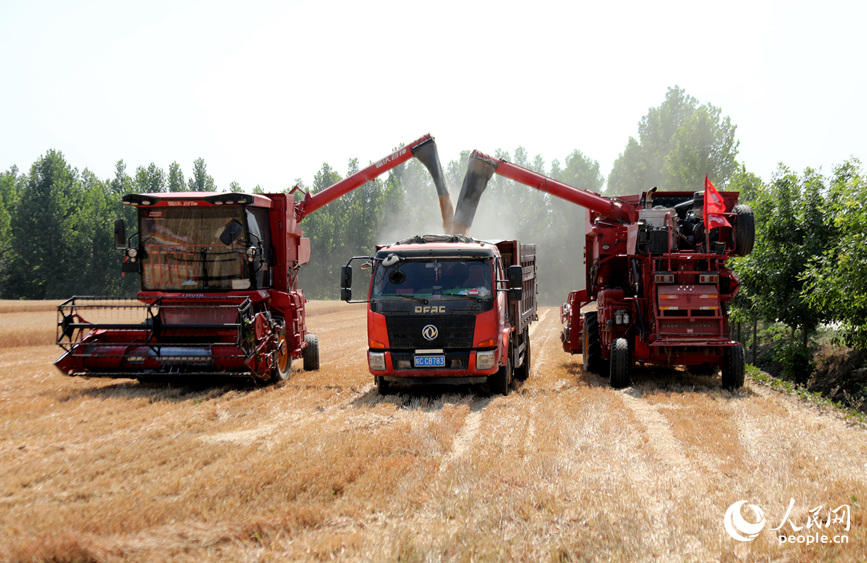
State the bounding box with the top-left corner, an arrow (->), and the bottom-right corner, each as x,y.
724,500 -> 766,542
422,324 -> 439,341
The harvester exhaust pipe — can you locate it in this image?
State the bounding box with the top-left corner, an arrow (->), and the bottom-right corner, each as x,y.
412,137 -> 454,234
452,151 -> 497,235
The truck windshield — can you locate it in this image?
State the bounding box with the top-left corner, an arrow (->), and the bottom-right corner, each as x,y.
139,206 -> 250,291
372,259 -> 493,300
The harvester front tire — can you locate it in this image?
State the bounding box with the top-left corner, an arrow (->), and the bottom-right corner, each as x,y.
489,352 -> 511,396
610,338 -> 631,389
273,332 -> 292,381
302,333 -> 320,371
582,312 -> 608,375
721,345 -> 745,390
733,204 -> 755,257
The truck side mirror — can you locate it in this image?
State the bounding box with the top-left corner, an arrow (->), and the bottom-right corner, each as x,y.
114,219 -> 126,247
340,265 -> 353,302
508,265 -> 523,301
340,266 -> 352,289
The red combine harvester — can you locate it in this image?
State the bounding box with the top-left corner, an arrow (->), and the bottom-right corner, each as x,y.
454,151 -> 754,389
54,134 -> 450,382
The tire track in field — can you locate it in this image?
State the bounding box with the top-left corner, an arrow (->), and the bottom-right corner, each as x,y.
617,387 -> 709,496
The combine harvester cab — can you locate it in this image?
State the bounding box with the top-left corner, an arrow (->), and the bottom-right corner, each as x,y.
455,151 -> 755,390
55,134 -> 450,383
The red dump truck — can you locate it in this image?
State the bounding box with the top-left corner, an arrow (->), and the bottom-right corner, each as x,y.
340,235 -> 537,395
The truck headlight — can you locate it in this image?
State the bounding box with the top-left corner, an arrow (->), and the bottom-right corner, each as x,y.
368,351 -> 386,371
476,350 -> 496,370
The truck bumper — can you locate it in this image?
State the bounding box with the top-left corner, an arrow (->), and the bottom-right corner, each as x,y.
368,349 -> 499,380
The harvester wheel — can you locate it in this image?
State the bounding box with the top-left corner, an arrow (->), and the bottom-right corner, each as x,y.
273,332 -> 292,381
610,338 -> 630,389
582,312 -> 608,375
721,345 -> 745,390
733,204 -> 755,256
489,352 -> 511,396
514,332 -> 531,381
302,333 -> 320,371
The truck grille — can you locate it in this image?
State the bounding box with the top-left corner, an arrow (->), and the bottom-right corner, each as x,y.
385,315 -> 475,349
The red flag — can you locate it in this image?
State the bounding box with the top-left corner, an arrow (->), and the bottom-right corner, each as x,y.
703,175 -> 731,229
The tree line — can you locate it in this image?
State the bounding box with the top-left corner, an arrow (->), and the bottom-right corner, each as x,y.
1,86 -> 864,366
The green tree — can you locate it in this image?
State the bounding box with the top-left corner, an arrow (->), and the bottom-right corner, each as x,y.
135,163 -> 166,193
608,86 -> 739,195
187,158 -> 216,192
7,150 -> 82,298
803,159 -> 867,351
168,162 -> 185,192
0,166 -> 22,295
733,165 -> 835,379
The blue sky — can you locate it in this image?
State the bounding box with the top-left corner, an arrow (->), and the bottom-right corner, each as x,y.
2,0 -> 864,191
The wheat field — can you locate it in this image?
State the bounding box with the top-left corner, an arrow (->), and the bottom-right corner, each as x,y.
0,301 -> 864,562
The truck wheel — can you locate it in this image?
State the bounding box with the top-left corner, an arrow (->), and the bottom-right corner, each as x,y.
733,204 -> 755,257
272,331 -> 292,381
721,345 -> 745,390
610,338 -> 630,389
582,312 -> 608,375
376,376 -> 392,395
514,333 -> 531,381
302,333 -> 319,371
489,353 -> 511,396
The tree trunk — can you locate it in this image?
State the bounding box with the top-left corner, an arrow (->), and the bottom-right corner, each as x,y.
752,314 -> 758,363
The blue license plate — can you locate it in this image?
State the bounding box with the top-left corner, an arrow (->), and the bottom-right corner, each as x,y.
414,355 -> 445,368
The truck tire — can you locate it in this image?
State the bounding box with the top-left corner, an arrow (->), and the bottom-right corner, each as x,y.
721,345 -> 745,390
489,352 -> 511,396
376,376 -> 392,395
514,333 -> 531,381
582,312 -> 608,375
302,333 -> 319,371
272,331 -> 292,381
610,338 -> 630,389
733,204 -> 755,257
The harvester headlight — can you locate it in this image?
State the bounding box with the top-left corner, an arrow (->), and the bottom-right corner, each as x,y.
127,248 -> 138,259
368,351 -> 386,371
246,247 -> 257,262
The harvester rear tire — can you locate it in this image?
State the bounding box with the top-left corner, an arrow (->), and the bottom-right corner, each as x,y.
489,353 -> 511,396
514,332 -> 531,381
582,312 -> 608,375
302,333 -> 320,371
733,204 -> 755,257
610,338 -> 630,389
721,345 -> 745,390
273,332 -> 292,381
